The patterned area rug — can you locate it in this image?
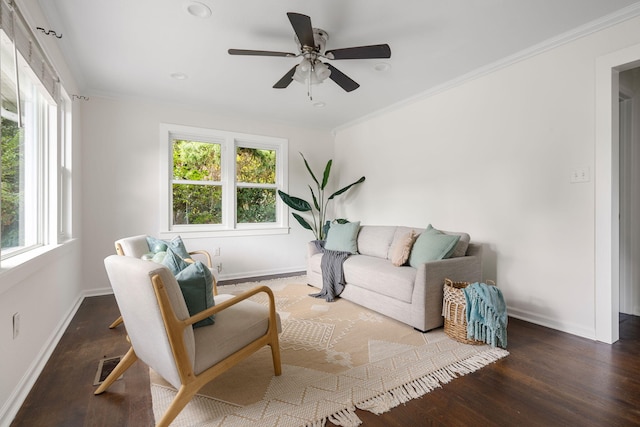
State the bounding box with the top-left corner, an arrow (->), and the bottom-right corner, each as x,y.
150,276 -> 509,426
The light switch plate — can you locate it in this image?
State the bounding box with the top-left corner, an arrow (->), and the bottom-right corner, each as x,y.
570,167 -> 590,183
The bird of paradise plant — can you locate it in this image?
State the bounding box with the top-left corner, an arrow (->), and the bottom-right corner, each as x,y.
278,153 -> 365,241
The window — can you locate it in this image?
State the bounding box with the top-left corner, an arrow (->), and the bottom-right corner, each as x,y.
160,124 -> 288,236
0,0 -> 66,261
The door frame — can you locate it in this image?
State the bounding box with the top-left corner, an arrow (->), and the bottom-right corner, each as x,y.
595,43 -> 640,343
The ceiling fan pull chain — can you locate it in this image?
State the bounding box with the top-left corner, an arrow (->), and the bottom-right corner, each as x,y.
308,64 -> 313,100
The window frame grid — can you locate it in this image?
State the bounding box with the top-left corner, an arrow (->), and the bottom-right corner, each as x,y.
160,123 -> 289,238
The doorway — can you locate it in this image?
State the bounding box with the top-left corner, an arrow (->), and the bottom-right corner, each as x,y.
595,43 -> 640,344
619,68 -> 640,318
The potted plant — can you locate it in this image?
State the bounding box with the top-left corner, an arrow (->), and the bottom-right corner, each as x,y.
278,153 -> 365,241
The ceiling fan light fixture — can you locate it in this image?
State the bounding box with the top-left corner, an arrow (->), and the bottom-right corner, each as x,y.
314,62 -> 331,81
293,59 -> 330,86
292,65 -> 307,83
299,58 -> 312,72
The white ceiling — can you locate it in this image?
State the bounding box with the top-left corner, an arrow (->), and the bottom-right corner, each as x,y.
37,0 -> 640,130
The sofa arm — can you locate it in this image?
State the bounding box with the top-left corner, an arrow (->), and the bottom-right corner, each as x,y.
410,244 -> 483,331
307,241 -> 322,258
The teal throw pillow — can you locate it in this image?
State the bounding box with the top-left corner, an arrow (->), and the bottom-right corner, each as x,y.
174,261 -> 215,328
161,247 -> 189,275
324,221 -> 361,254
146,235 -> 191,260
409,225 -> 461,268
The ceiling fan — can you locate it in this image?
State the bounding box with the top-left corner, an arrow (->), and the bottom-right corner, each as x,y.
228,12 -> 391,99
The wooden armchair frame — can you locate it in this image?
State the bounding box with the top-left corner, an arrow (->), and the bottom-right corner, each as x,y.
96,273 -> 281,427
109,240 -> 218,329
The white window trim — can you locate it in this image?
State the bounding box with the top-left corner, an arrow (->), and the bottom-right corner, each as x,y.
159,123 -> 289,238
0,33 -> 61,261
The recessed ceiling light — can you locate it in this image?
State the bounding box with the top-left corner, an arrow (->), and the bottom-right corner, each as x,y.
313,102 -> 326,108
170,72 -> 188,80
185,1 -> 212,18
373,62 -> 391,72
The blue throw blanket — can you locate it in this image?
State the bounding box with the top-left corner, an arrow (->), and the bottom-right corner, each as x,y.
309,240 -> 351,302
463,282 -> 508,348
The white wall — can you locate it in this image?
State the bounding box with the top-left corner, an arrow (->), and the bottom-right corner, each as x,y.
0,1 -> 84,424
333,16 -> 640,339
80,97 -> 333,293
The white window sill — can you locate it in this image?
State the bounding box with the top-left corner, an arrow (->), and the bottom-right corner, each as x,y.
159,226 -> 290,239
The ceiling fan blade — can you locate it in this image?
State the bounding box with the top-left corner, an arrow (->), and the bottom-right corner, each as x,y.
273,65 -> 298,89
326,44 -> 391,60
326,64 -> 360,92
228,49 -> 296,57
287,12 -> 315,48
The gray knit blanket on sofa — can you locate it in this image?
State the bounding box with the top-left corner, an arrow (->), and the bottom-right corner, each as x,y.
309,240 -> 351,302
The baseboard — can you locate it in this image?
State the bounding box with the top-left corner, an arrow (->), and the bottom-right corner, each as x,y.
0,293 -> 85,427
217,265 -> 306,282
84,287 -> 115,297
507,306 -> 596,340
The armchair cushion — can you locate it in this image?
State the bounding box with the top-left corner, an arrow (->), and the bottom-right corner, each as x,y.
175,261 -> 216,328
192,294 -> 281,374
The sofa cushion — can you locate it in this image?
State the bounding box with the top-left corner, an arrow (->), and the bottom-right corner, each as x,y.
357,226 -> 397,258
343,255 -> 416,303
409,225 -> 460,267
325,221 -> 361,254
390,229 -> 418,266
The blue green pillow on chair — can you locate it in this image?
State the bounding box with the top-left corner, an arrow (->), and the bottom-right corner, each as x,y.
146,235 -> 191,260
174,261 -> 215,328
161,247 -> 189,275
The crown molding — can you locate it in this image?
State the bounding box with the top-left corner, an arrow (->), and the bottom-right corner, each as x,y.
333,2 -> 640,134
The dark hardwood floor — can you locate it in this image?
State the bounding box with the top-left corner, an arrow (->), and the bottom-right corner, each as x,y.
11,293 -> 640,426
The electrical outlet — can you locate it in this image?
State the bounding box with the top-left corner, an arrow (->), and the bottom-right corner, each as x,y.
217,263 -> 222,273
13,312 -> 20,339
215,247 -> 220,257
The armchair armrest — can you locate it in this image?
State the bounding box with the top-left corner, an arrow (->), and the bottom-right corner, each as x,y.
188,250 -> 212,268
185,285 -> 278,330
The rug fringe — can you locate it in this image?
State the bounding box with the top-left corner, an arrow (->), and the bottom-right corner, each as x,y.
327,406 -> 362,427
356,347 -> 509,415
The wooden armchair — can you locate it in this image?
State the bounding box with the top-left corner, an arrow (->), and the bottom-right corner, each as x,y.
109,234 -> 217,328
97,255 -> 281,427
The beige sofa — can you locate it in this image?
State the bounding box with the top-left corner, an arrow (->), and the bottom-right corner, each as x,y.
307,225 -> 482,332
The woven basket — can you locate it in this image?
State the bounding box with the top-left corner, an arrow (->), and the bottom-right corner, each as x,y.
442,278 -> 495,345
